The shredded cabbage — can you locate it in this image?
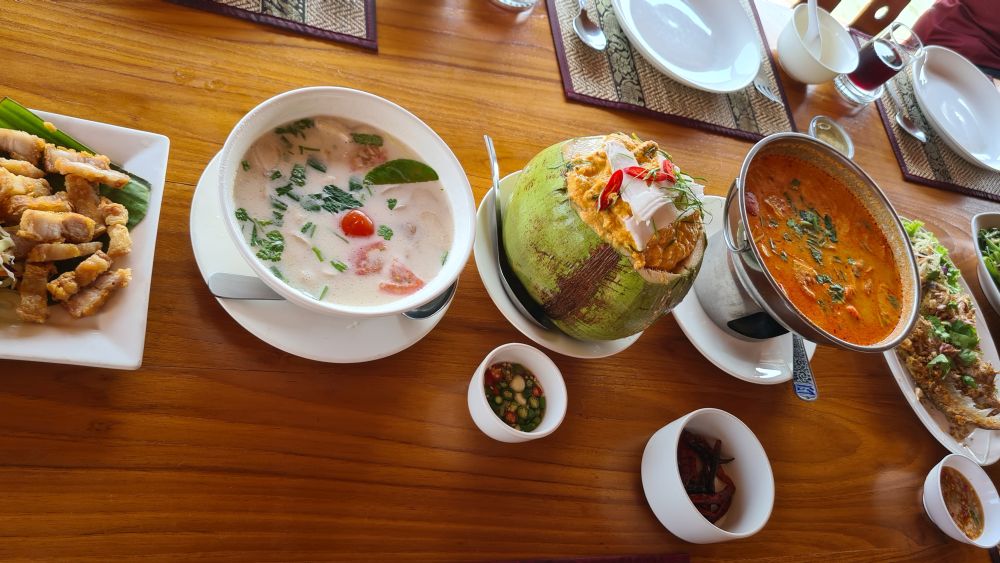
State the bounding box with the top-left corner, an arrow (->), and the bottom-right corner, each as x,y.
902,218 -> 960,294
0,225 -> 14,290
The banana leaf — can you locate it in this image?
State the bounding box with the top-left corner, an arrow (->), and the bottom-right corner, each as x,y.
0,97 -> 150,229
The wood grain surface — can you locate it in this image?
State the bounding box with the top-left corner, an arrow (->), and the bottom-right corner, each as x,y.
1,1 -> 998,561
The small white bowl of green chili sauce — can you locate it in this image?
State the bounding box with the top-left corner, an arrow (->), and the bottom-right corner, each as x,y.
923,453 -> 1000,547
467,343 -> 567,443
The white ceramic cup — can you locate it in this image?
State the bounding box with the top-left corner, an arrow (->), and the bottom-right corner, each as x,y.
923,453 -> 1000,547
777,4 -> 858,84
218,86 -> 475,318
467,343 -> 567,443
641,408 -> 774,543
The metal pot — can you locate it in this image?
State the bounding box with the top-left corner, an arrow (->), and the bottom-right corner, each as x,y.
694,132 -> 920,353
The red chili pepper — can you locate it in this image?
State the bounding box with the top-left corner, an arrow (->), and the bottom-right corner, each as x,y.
504,411 -> 517,425
625,164 -> 670,185
660,159 -> 677,183
531,386 -> 541,397
597,169 -> 624,211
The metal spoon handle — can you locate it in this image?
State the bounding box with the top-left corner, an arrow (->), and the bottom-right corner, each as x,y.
791,333 -> 818,401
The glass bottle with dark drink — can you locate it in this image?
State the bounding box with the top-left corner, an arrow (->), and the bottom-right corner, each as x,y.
834,22 -> 923,104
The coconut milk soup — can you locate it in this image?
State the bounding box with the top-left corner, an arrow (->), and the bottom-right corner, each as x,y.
233,116 -> 453,306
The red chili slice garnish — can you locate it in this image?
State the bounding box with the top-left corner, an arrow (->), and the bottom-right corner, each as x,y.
597,169 -> 624,211
625,164 -> 670,185
351,241 -> 386,275
379,260 -> 426,295
660,159 -> 677,184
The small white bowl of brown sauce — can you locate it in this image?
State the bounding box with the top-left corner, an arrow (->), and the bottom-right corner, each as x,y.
923,453 -> 1000,547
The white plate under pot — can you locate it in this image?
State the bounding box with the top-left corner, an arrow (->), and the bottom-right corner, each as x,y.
610,0 -> 762,93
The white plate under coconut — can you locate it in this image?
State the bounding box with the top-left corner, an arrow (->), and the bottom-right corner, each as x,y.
473,171 -> 641,359
883,274 -> 1000,465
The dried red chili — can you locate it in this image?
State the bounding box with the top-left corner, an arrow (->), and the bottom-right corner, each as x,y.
677,430 -> 736,524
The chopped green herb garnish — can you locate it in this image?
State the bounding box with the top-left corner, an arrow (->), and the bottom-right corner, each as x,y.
828,283 -> 845,302
275,118 -> 314,138
441,251 -> 448,266
299,145 -> 320,154
790,178 -> 800,188
377,225 -> 393,240
306,156 -> 326,172
333,232 -> 349,244
270,169 -> 283,180
235,208 -> 249,222
270,266 -> 286,281
886,294 -> 899,309
927,353 -> 952,374
331,260 -> 348,272
270,197 -> 288,211
317,285 -> 329,300
256,230 -> 285,262
319,184 -> 363,213
311,246 -> 324,261
816,274 -> 832,284
301,221 -> 317,237
351,132 -> 384,146
290,164 -> 307,187
349,176 -> 363,192
387,198 -> 397,210
241,160 -> 250,171
958,348 -> 978,367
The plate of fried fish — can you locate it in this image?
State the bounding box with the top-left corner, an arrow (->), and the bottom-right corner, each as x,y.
884,219 -> 1000,465
0,99 -> 167,369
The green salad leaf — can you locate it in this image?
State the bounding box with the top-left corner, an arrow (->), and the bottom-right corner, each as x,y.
979,227 -> 1000,288
364,159 -> 439,186
0,97 -> 151,229
901,218 -> 961,294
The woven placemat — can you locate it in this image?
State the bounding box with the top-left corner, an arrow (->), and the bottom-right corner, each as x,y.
168,0 -> 377,51
545,0 -> 796,142
875,68 -> 1000,202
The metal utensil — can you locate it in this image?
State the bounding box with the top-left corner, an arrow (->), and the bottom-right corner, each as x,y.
484,134 -> 554,330
791,333 -> 818,401
753,67 -> 783,105
208,272 -> 457,319
572,0 -> 607,51
885,81 -> 928,143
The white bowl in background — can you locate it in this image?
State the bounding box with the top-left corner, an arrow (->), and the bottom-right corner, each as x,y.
467,343 -> 567,443
777,4 -> 858,84
610,0 -> 761,93
922,453 -> 1000,547
218,86 -> 475,319
972,212 -> 1000,315
913,46 -> 1000,172
641,408 -> 774,543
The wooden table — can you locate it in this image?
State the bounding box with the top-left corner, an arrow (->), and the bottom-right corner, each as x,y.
2,1 -> 998,561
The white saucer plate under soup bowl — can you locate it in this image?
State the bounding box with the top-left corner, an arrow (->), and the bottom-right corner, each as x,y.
191,153 -> 449,363
883,273 -> 1000,465
912,46 -> 1000,172
610,0 -> 762,93
672,195 -> 816,384
972,212 -> 1000,316
473,171 -> 641,359
0,110 -> 168,370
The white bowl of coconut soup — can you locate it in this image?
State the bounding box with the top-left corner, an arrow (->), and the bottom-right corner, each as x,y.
218,87 -> 475,318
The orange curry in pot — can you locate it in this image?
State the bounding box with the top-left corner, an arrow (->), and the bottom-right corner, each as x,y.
745,155 -> 903,345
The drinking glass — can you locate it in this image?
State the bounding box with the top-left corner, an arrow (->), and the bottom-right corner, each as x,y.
833,22 -> 923,104
488,0 -> 537,11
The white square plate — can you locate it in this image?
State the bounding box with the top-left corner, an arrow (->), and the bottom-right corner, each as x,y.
0,110 -> 169,370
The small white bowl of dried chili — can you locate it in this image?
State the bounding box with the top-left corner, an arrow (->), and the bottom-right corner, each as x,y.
641,408 -> 774,543
467,343 -> 567,443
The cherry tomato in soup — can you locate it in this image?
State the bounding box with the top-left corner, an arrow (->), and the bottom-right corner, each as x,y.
341,209 -> 374,237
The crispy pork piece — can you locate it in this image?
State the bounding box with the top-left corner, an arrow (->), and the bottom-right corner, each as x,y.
43,144 -> 111,173
47,250 -> 112,302
0,128 -> 45,164
0,157 -> 44,179
4,192 -> 71,223
27,241 -> 102,263
63,268 -> 130,318
52,158 -> 130,189
64,175 -> 101,220
18,209 -> 96,243
16,262 -> 52,323
0,167 -> 51,200
8,232 -> 36,260
99,197 -> 131,258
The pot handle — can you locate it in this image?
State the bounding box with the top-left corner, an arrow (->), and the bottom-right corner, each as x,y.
723,180 -> 750,253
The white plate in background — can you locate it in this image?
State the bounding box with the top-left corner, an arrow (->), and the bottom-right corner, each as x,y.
913,46 -> 1000,172
611,0 -> 762,93
0,110 -> 169,370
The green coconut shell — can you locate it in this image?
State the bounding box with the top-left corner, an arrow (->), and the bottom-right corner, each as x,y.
503,136 -> 706,341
